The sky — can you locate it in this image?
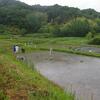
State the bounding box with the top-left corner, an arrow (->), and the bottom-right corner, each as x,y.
20,0 -> 100,12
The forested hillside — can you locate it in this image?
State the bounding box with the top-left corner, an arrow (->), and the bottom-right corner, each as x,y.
0,0 -> 100,37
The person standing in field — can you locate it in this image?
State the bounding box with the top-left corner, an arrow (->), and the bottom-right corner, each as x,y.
13,45 -> 16,53
13,45 -> 19,53
15,45 -> 19,53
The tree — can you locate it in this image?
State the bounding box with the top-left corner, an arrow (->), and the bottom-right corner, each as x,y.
60,17 -> 91,37
52,24 -> 61,36
26,12 -> 47,32
95,19 -> 100,33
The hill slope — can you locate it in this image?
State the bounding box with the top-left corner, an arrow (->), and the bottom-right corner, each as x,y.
0,0 -> 100,35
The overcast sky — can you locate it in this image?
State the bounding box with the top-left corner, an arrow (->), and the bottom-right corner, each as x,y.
20,0 -> 100,12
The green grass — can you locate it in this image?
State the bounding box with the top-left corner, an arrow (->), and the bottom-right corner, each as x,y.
6,36 -> 100,57
1,35 -> 100,57
0,36 -> 74,100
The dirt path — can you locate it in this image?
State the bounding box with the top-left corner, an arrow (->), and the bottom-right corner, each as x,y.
21,51 -> 100,100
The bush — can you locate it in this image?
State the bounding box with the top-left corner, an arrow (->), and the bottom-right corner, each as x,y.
88,37 -> 100,45
86,32 -> 94,39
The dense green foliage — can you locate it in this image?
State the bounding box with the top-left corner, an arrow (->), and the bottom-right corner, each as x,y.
89,37 -> 100,45
0,0 -> 100,37
60,18 -> 91,37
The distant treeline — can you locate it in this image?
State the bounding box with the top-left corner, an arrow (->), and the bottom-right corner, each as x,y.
0,0 -> 100,37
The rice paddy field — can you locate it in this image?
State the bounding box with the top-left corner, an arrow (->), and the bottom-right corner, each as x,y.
0,34 -> 100,100
0,35 -> 75,100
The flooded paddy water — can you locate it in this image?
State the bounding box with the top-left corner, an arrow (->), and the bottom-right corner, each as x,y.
21,51 -> 100,100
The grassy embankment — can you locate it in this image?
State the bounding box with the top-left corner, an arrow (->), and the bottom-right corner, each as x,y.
7,35 -> 100,58
0,36 -> 74,100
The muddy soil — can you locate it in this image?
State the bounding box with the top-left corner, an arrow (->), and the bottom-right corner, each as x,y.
21,51 -> 100,100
